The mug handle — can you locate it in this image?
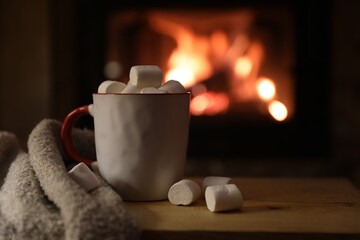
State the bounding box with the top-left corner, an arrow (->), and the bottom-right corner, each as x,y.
60,105 -> 93,167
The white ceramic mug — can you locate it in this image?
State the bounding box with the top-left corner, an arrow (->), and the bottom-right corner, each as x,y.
61,93 -> 190,201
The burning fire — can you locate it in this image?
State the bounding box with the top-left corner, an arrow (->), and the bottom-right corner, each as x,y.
149,12 -> 289,121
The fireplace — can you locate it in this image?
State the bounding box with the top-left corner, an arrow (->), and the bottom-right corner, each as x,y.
72,1 -> 331,160
105,8 -> 294,119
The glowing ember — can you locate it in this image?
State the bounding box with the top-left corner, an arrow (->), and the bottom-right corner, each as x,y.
257,78 -> 276,101
190,92 -> 229,116
268,100 -> 288,121
234,57 -> 253,78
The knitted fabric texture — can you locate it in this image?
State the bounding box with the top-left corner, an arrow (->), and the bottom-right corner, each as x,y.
0,119 -> 140,240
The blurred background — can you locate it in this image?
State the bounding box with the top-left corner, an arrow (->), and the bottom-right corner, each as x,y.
0,0 -> 359,185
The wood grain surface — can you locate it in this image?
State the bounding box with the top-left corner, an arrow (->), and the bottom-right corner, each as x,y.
124,177 -> 360,240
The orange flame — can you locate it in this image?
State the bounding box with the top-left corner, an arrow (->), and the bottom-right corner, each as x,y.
234,57 -> 253,78
230,41 -> 264,101
149,16 -> 213,87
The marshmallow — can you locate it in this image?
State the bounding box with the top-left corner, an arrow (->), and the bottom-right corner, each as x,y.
159,80 -> 187,93
202,176 -> 232,196
91,161 -> 100,176
68,162 -> 101,192
168,179 -> 201,205
140,87 -> 167,94
128,65 -> 163,89
98,80 -> 126,93
121,84 -> 141,93
205,184 -> 243,212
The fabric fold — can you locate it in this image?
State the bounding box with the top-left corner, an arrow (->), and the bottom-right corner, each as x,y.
0,119 -> 140,240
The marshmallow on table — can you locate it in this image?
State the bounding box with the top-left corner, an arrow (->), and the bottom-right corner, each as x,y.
68,162 -> 101,192
205,184 -> 243,212
168,179 -> 201,206
159,80 -> 187,93
129,65 -> 163,89
98,80 -> 126,93
140,87 -> 167,94
202,176 -> 232,196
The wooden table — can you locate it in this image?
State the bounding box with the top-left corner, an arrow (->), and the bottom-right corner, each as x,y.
124,177 -> 360,240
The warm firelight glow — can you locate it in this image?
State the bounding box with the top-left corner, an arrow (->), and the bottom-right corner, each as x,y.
230,41 -> 264,101
166,66 -> 195,88
150,17 -> 213,87
268,100 -> 288,121
165,45 -> 213,88
147,12 -> 291,118
210,31 -> 229,65
234,57 -> 253,78
257,78 -> 276,101
190,92 -> 229,116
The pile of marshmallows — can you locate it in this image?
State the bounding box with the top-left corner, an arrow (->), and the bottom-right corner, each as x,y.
97,65 -> 187,94
168,177 -> 243,213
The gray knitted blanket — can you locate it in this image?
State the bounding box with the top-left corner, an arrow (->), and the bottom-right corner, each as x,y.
0,119 -> 140,240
